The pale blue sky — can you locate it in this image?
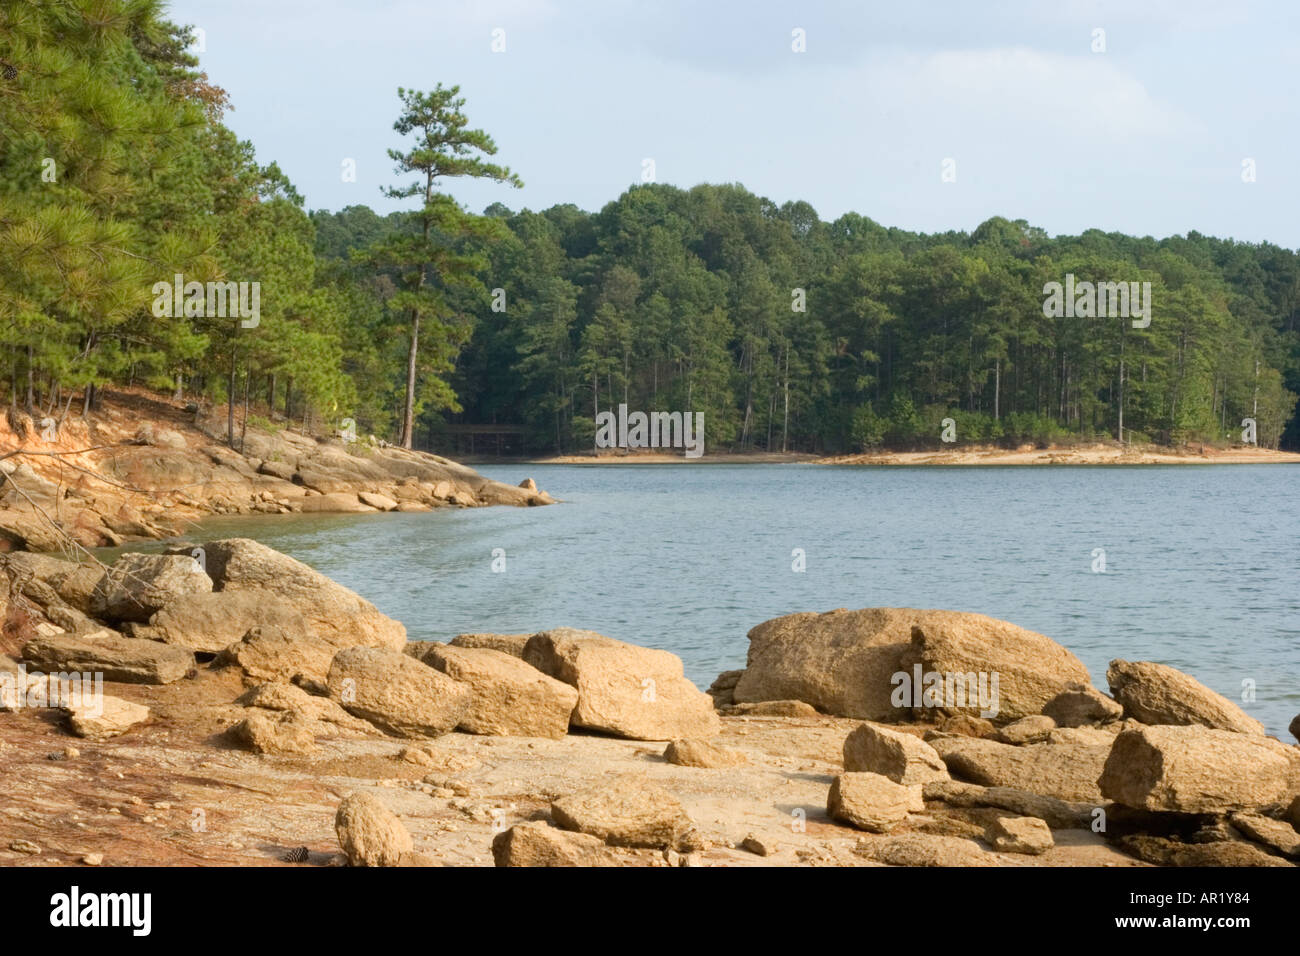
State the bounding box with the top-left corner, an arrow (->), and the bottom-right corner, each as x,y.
167,0 -> 1300,246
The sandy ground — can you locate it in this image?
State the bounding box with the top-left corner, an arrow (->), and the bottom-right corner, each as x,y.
0,668 -> 1141,868
534,444 -> 1300,466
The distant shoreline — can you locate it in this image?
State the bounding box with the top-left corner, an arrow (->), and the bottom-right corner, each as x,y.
511,444 -> 1300,466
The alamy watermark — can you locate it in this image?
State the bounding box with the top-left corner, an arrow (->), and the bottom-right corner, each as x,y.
151,274 -> 260,328
891,664 -> 1000,719
1043,274 -> 1150,328
594,403 -> 704,459
1,664 -> 104,717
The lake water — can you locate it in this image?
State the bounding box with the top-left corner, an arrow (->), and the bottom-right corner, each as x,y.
182,464 -> 1299,737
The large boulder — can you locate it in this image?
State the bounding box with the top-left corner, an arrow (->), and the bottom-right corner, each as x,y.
146,592 -> 310,655
416,643 -> 577,739
1098,724 -> 1293,813
492,822 -> 619,867
1106,659 -> 1265,735
22,630 -> 194,684
326,646 -> 470,738
731,607 -> 1088,723
217,626 -> 337,685
827,772 -> 924,832
843,722 -> 949,785
550,777 -> 698,849
200,538 -> 405,653
335,792 -> 412,867
89,553 -> 212,623
522,629 -> 718,740
930,736 -> 1109,803
900,613 -> 1091,722
730,608 -> 915,719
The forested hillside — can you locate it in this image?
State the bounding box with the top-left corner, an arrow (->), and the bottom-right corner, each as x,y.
4,1 -> 1297,458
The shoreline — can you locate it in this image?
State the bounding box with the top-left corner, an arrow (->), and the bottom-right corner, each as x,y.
518,444 -> 1300,466
1,543 -> 1296,869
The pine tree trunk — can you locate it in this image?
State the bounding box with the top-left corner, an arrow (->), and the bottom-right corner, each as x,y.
402,310 -> 419,448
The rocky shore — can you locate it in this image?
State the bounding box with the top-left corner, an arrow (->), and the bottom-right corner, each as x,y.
1,544 -> 1296,868
0,389 -> 552,553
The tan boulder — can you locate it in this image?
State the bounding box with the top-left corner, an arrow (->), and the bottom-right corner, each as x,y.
201,538 -> 406,654
522,628 -> 718,740
326,646 -> 470,738
843,722 -> 949,785
994,715 -> 1057,745
550,777 -> 698,849
148,591 -> 311,655
986,815 -> 1054,855
235,681 -> 375,733
90,553 -> 212,622
663,738 -> 748,768
217,626 -> 336,685
938,714 -> 995,738
230,711 -> 317,755
854,832 -> 1003,867
417,643 -> 577,739
299,492 -> 375,513
923,779 -> 1095,829
358,491 -> 398,511
1228,812 -> 1300,858
22,630 -> 194,684
1042,683 -> 1123,727
335,792 -> 412,866
65,695 -> 149,740
900,613 -> 1091,722
827,772 -> 924,832
449,632 -> 533,657
930,736 -> 1109,803
1106,659 -> 1265,735
730,608 -> 916,719
492,821 -> 618,867
1098,724 -> 1292,813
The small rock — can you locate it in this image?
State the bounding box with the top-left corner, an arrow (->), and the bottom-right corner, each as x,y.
230,711 -> 316,755
843,722 -> 949,785
994,715 -> 1057,745
335,792 -> 412,867
10,840 -> 41,855
986,815 -> 1054,855
81,853 -> 103,866
827,772 -> 923,833
740,833 -> 776,857
1042,683 -> 1123,727
663,738 -> 748,768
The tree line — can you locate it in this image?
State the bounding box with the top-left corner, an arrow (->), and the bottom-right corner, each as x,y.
4,1 -> 1297,457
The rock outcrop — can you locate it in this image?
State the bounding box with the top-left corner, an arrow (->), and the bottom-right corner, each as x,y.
842,722 -> 949,785
1098,724 -> 1293,813
415,642 -> 577,739
827,772 -> 924,832
327,646 -> 471,738
1106,659 -> 1266,735
523,629 -> 719,740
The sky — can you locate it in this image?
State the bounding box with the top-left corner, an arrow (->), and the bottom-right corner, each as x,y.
166,0 -> 1300,246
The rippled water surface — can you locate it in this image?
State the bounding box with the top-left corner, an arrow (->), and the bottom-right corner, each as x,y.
186,464 -> 1300,737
